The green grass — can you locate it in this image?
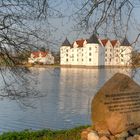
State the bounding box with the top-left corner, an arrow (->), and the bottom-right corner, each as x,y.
0,126 -> 89,140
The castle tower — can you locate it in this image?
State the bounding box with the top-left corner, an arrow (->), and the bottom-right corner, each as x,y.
119,37 -> 132,66
85,33 -> 104,66
60,38 -> 71,65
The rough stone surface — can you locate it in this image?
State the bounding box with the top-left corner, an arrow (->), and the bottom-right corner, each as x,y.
109,135 -> 115,140
81,130 -> 89,140
127,136 -> 136,140
81,127 -> 140,140
88,132 -> 99,140
137,128 -> 140,135
98,130 -> 110,137
99,136 -> 109,140
115,131 -> 129,138
91,73 -> 140,135
81,127 -> 94,140
129,129 -> 138,136
133,135 -> 140,140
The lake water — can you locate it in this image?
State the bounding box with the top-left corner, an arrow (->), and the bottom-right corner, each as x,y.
0,67 -> 139,132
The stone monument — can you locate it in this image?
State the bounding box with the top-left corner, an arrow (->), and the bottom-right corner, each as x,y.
91,73 -> 140,135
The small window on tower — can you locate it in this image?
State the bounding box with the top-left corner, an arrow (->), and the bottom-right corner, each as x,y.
95,47 -> 98,53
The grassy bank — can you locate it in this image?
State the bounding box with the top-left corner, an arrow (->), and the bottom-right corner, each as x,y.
0,126 -> 89,140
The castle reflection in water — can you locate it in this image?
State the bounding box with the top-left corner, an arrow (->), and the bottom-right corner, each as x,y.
0,67 -> 138,132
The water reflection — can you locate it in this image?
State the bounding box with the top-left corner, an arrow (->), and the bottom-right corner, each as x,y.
0,67 -> 138,132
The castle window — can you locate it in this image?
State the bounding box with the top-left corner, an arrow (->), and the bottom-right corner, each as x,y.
66,59 -> 68,62
77,59 -> 79,61
89,58 -> 92,61
89,52 -> 92,56
66,54 -> 68,56
89,47 -> 92,50
95,47 -> 98,53
82,59 -> 83,61
72,54 -> 74,58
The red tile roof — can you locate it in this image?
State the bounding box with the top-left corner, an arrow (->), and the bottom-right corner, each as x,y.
101,39 -> 108,46
32,52 -> 39,58
111,40 -> 118,47
31,51 -> 48,58
75,39 -> 85,47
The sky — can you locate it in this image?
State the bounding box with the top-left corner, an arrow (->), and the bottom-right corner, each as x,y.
38,0 -> 140,52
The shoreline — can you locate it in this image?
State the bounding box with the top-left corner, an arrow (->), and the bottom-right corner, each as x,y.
17,64 -> 139,69
0,125 -> 89,140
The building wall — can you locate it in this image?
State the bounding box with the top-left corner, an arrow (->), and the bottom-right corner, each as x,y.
28,52 -> 54,64
60,39 -> 132,67
113,41 -> 121,66
104,41 -> 114,66
119,46 -> 132,66
85,44 -> 99,66
60,46 -> 71,65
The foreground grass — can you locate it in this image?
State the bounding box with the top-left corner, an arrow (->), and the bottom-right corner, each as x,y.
0,126 -> 89,140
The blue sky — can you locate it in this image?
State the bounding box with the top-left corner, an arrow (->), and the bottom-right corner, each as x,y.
44,0 -> 140,51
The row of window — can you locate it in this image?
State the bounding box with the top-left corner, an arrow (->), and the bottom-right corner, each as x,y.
66,58 -> 92,62
105,49 -> 124,52
66,52 -> 93,57
105,54 -> 124,57
62,48 -> 124,53
105,59 -> 124,62
66,58 -> 124,62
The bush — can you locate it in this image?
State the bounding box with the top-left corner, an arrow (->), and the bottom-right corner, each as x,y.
0,126 -> 89,140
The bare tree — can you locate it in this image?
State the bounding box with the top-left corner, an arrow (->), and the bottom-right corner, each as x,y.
1,0 -> 140,99
0,0 -> 62,99
69,1 -> 139,38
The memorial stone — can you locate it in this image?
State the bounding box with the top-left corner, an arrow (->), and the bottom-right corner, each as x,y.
91,73 -> 140,135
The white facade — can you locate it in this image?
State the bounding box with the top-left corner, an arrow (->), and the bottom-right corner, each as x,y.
60,35 -> 132,67
119,45 -> 132,66
28,51 -> 54,64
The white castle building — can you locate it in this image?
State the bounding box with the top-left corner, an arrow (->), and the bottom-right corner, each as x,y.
28,50 -> 54,64
60,34 -> 132,67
